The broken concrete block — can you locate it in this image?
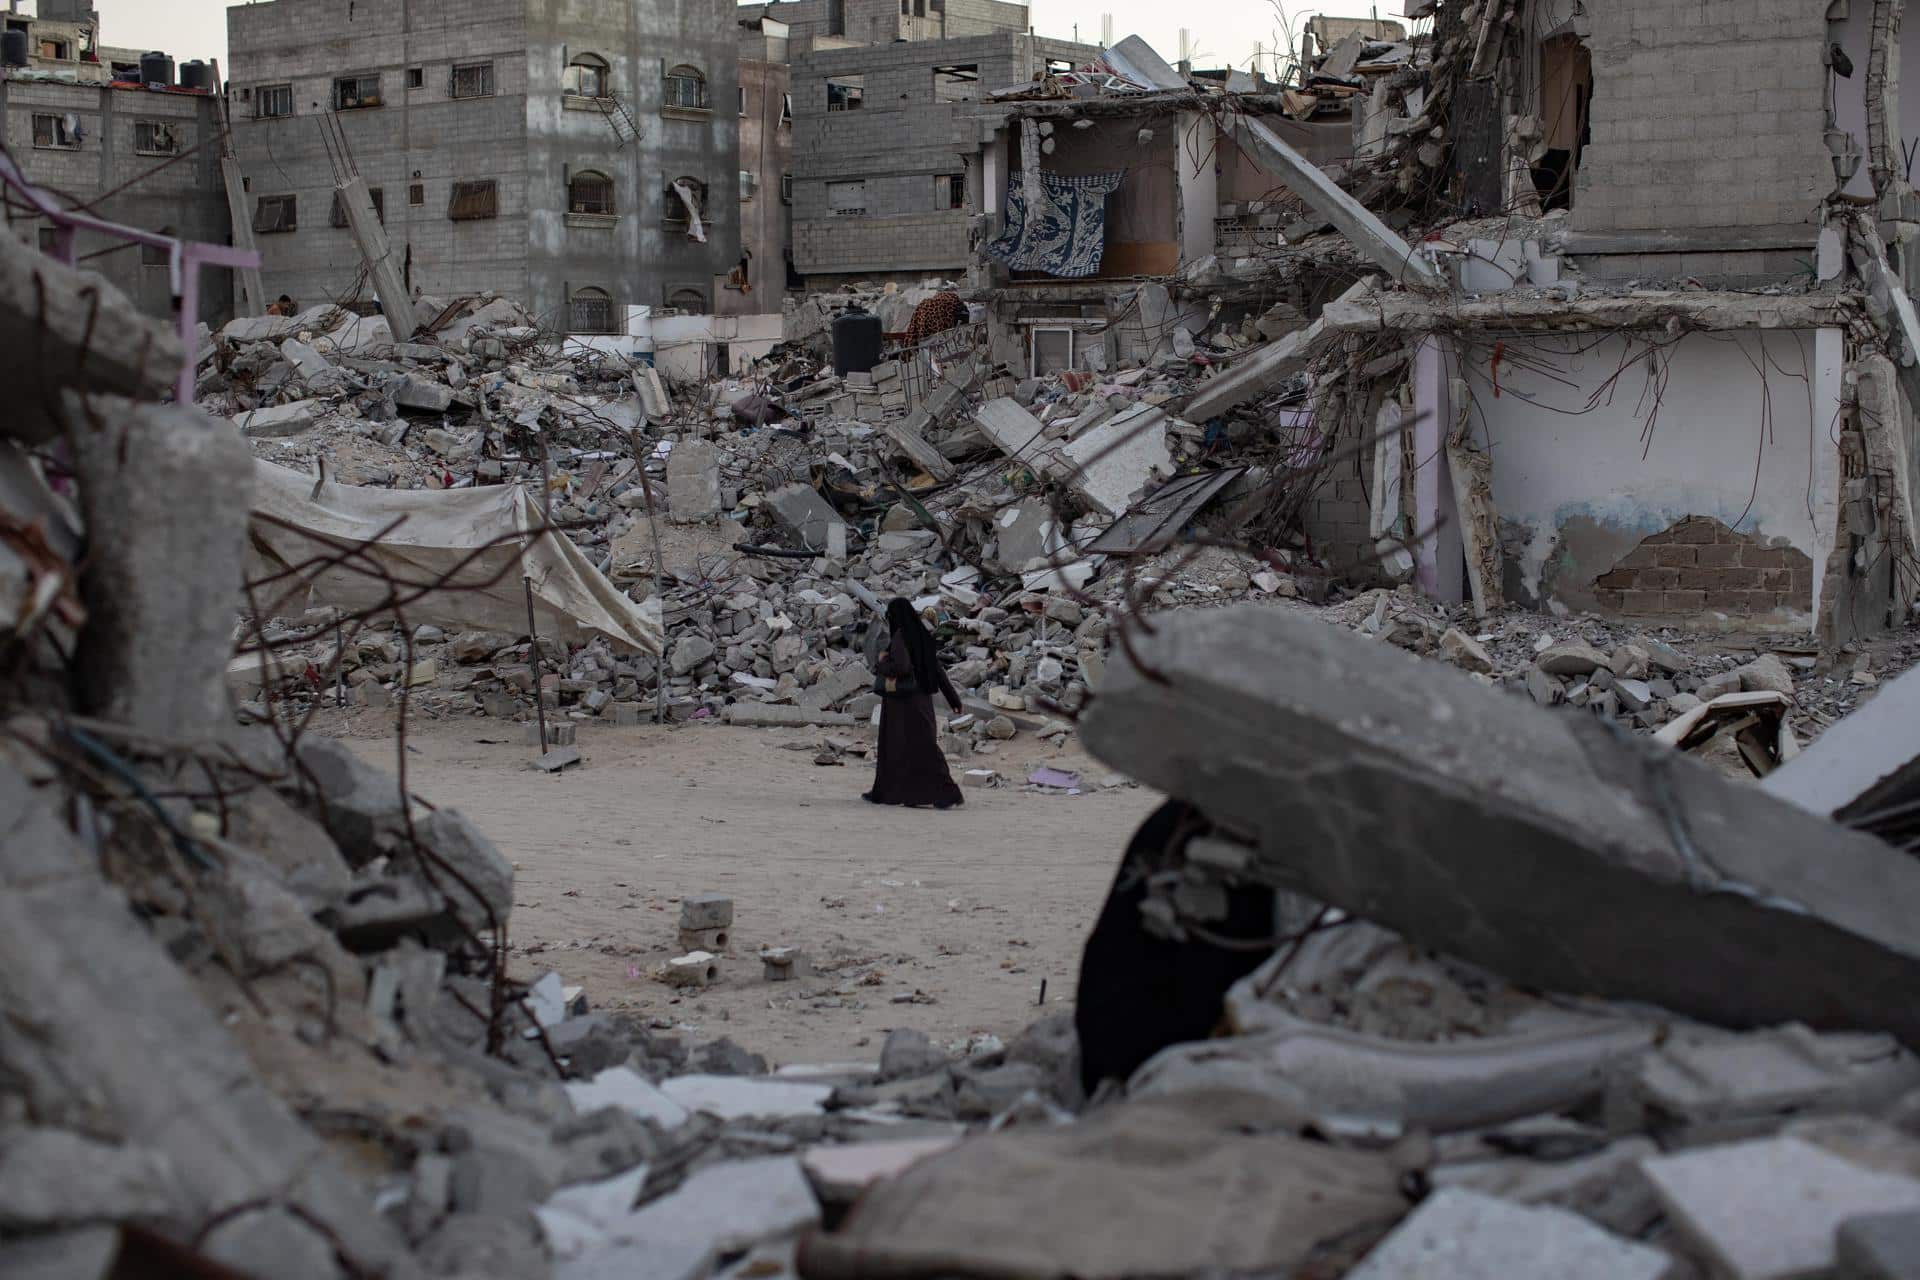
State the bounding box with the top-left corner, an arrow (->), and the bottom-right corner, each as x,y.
670,635 -> 714,676
1078,605 -> 1920,1046
69,398 -> 254,738
1614,678 -> 1656,713
280,338 -> 334,380
678,926 -> 730,953
235,399 -> 322,438
963,768 -> 1000,787
564,1066 -> 692,1130
418,808 -> 515,935
760,946 -> 807,981
1641,1137 -> 1920,1280
607,702 -> 644,726
395,374 -> 454,413
659,1075 -> 833,1121
879,1028 -> 949,1082
1440,628 -> 1494,674
1609,644 -> 1652,680
667,439 -> 721,523
1346,1189 -> 1675,1280
577,1156 -> 818,1270
680,894 -> 734,930
1738,654 -> 1796,696
451,629 -> 515,663
1058,404 -> 1174,519
799,662 -> 872,712
1615,1025 -> 1920,1148
1537,642 -> 1611,677
1763,662 -> 1920,822
1838,1210 -> 1920,1280
1430,1135 -> 1662,1237
803,1137 -> 962,1206
202,1207 -> 344,1280
0,1129 -> 184,1229
767,482 -> 847,553
535,746 -> 583,772
665,952 -> 720,987
1526,665 -> 1565,707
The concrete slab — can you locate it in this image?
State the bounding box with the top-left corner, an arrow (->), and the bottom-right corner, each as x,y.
1762,663 -> 1920,821
1346,1189 -> 1675,1280
1078,605 -> 1920,1046
564,1066 -> 692,1129
234,400 -> 322,438
1058,405 -> 1174,519
801,1136 -> 963,1203
766,482 -> 846,553
1640,1137 -> 1920,1279
657,1074 -> 832,1121
723,704 -> 856,728
667,439 -> 722,523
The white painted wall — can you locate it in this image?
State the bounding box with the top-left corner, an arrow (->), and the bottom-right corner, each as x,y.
564,308 -> 784,379
1177,111 -> 1218,267
1444,328 -> 1842,618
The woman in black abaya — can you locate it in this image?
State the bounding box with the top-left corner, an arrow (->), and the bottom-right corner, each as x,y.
865,598 -> 965,809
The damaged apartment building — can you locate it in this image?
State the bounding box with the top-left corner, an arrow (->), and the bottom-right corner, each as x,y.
226,0 -> 742,336
1,0 -> 231,323
951,0 -> 1920,645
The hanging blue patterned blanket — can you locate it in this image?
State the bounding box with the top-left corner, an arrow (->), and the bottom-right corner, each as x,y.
984,170 -> 1126,278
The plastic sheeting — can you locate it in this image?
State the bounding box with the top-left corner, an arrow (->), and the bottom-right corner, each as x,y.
247,460 -> 662,655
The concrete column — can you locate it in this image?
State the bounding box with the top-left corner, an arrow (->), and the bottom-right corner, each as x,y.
1811,325 -> 1849,623
1176,110 -> 1218,266
1411,336 -> 1465,604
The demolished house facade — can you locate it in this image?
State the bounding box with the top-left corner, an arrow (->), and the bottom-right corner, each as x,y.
953,1 -> 1920,643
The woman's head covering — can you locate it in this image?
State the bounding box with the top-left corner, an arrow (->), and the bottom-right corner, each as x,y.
885,596 -> 940,691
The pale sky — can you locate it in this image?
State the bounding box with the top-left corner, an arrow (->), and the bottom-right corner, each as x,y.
90,0 -> 1406,79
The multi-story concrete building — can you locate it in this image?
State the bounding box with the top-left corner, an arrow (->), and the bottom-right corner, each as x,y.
1,5 -> 231,323
725,14 -> 793,315
788,31 -> 1097,290
736,0 -> 1032,55
226,0 -> 740,334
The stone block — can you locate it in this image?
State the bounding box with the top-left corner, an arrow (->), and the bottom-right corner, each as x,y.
667,439 -> 721,523
235,399 -> 322,438
767,482 -> 847,552
678,926 -> 731,953
527,721 -> 576,747
395,375 -> 454,413
607,702 -> 644,726
680,894 -> 734,930
1538,642 -> 1611,676
664,952 -> 720,988
1346,1189 -> 1674,1280
723,703 -> 855,728
1441,628 -> 1494,674
1640,1137 -> 1920,1280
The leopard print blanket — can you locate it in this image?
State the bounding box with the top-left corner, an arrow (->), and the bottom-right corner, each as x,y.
904,291 -> 965,346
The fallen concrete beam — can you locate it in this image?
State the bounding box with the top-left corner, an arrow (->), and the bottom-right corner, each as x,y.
879,411 -> 956,482
723,703 -> 856,728
1079,605 -> 1920,1047
337,176 -> 416,343
1321,290 -> 1861,338
1180,279 -> 1370,423
1221,113 -> 1444,290
0,230 -> 182,443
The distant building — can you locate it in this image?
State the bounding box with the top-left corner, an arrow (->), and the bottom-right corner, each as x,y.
1,5 -> 231,323
726,15 -> 793,315
788,31 -> 1098,291
736,0 -> 1033,55
226,0 -> 743,333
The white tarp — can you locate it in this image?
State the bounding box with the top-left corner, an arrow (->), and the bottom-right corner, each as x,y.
247,460 -> 662,655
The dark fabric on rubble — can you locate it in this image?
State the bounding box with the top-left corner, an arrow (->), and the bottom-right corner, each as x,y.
867,606 -> 963,810
1075,801 -> 1279,1094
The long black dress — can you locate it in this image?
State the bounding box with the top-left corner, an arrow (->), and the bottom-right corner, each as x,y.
867,630 -> 965,808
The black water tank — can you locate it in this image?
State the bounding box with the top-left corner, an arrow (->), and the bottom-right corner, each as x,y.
179,59 -> 216,92
1,30 -> 28,69
832,304 -> 882,377
139,50 -> 174,87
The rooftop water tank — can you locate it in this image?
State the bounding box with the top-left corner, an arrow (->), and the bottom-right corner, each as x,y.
139,51 -> 174,87
1,30 -> 28,70
179,59 -> 215,93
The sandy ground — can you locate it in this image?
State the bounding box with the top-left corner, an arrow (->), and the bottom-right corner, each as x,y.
338,713 -> 1160,1067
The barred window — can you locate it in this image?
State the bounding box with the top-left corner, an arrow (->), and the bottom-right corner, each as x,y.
569,170 -> 615,215
662,177 -> 705,229
666,286 -> 706,314
570,287 -> 615,334
663,65 -> 708,111
448,180 -> 498,221
452,61 -> 494,99
253,194 -> 298,234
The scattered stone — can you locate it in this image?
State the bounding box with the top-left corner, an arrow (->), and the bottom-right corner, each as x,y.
1739,654 -> 1797,697
680,895 -> 735,930
665,952 -> 720,988
879,1028 -> 949,1082
1440,628 -> 1495,674
1537,643 -> 1611,677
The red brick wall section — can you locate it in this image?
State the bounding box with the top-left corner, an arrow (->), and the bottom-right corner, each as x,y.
1593,516 -> 1812,617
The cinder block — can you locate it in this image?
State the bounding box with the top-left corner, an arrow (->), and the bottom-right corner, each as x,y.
679,893 -> 734,930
